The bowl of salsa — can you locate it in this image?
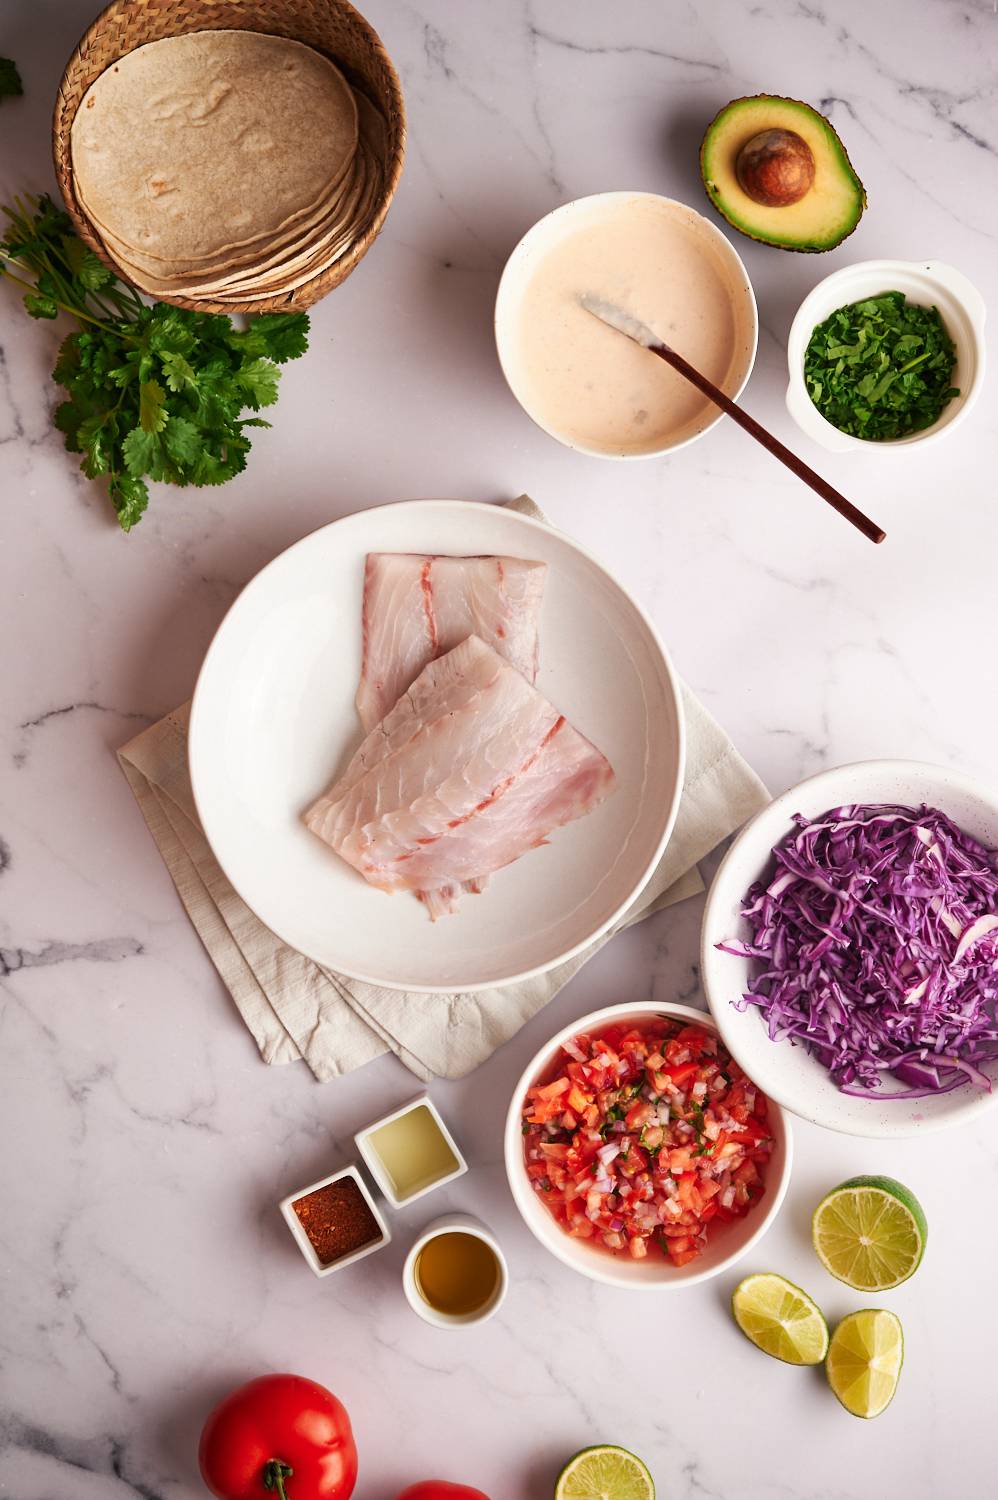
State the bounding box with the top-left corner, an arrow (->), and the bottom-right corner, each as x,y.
504,1002 -> 792,1288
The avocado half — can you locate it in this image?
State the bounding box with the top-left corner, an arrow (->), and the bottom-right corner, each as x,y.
700,95 -> 866,252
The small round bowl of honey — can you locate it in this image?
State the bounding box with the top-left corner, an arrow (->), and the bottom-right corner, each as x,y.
403,1214 -> 508,1329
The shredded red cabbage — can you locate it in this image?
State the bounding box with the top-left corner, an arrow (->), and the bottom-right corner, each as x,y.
717,803 -> 998,1099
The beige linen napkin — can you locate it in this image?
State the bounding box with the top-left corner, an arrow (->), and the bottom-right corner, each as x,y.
118,497 -> 768,1082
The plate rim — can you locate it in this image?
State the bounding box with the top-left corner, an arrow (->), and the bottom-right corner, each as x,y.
189,499 -> 686,992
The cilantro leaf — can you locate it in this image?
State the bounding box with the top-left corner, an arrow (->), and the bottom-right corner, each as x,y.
122,425 -> 163,477
235,357 -> 280,409
162,414 -> 203,466
24,291 -> 58,319
254,312 -> 310,364
138,379 -> 168,433
109,473 -> 149,531
0,57 -> 23,100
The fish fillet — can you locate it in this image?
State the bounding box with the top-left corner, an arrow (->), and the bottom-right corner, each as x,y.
307,635 -> 615,916
356,552 -> 547,731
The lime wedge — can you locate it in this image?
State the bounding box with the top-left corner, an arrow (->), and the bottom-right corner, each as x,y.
555,1445 -> 654,1500
812,1176 -> 926,1291
731,1272 -> 829,1364
827,1308 -> 904,1417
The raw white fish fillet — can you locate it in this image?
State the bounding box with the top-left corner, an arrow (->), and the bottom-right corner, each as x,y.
356,552 -> 547,731
306,635 -> 615,916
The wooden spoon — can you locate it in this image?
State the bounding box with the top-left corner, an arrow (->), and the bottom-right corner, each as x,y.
581,295 -> 885,545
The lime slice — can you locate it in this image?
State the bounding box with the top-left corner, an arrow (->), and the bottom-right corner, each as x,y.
731,1272 -> 829,1364
812,1176 -> 926,1291
555,1445 -> 654,1500
827,1308 -> 904,1417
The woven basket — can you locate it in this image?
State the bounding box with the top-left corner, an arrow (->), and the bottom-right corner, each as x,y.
53,0 -> 405,314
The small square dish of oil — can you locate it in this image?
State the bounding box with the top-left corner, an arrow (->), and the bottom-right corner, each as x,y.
355,1095 -> 467,1208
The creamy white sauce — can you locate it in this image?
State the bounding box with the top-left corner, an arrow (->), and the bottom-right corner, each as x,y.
512,196 -> 755,455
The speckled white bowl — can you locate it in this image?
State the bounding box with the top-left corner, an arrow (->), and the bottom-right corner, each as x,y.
786,260 -> 986,452
504,1001 -> 792,1289
702,759 -> 998,1139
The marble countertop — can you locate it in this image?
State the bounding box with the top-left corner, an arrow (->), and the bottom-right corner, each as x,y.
2,1 -> 997,1495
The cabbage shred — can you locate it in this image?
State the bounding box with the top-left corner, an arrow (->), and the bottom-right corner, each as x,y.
719,803 -> 998,1099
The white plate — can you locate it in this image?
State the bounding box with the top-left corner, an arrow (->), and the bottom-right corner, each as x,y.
190,501 -> 684,991
701,759 -> 998,1138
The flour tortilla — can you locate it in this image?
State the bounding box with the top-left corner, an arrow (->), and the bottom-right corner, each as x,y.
203,146 -> 384,302
77,144 -> 358,279
90,147 -> 367,294
71,30 -> 359,264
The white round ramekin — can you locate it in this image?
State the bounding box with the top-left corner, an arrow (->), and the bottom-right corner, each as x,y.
402,1213 -> 509,1329
786,259 -> 986,452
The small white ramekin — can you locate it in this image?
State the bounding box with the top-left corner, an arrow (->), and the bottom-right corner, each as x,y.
402,1213 -> 509,1329
355,1094 -> 468,1209
280,1164 -> 391,1278
495,191 -> 758,460
786,259 -> 986,452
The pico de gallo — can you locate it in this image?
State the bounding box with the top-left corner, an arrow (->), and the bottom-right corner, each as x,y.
522,1018 -> 774,1267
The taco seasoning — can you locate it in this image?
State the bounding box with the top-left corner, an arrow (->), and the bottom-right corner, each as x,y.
292,1175 -> 383,1266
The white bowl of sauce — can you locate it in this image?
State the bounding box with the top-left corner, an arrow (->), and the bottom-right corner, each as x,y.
495,192 -> 758,459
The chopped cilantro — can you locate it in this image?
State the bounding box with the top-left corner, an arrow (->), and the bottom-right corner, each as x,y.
804,290 -> 959,441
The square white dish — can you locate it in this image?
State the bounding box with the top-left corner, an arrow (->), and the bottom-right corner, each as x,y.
279,1164 -> 391,1277
355,1094 -> 467,1208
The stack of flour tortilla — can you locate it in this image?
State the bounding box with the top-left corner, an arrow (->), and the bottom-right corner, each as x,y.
70,29 -> 386,303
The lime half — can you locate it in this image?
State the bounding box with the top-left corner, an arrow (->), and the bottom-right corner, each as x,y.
827,1308 -> 904,1417
731,1272 -> 829,1365
556,1445 -> 654,1500
813,1176 -> 926,1291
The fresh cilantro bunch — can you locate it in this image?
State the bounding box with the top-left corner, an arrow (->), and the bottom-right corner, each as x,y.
0,194 -> 309,529
804,290 -> 959,442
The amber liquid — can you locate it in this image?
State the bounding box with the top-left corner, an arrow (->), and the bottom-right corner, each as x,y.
415,1232 -> 500,1316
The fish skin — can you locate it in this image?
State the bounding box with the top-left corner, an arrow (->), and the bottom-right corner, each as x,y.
307,635 -> 615,914
356,552 -> 547,731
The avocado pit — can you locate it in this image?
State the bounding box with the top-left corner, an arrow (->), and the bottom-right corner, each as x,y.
736,129 -> 815,208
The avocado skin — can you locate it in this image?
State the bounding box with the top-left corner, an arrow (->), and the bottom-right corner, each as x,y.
699,94 -> 867,253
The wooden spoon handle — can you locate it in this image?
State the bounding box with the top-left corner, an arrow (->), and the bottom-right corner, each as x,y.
652,343 -> 886,545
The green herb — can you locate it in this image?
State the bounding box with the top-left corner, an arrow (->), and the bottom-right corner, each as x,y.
803,290 -> 958,441
0,194 -> 308,530
0,57 -> 23,100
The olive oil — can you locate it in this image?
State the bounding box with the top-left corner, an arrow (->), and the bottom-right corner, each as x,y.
415,1231 -> 500,1317
366,1104 -> 459,1201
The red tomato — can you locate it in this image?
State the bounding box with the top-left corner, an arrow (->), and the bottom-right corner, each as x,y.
394,1486 -> 490,1500
199,1374 -> 357,1500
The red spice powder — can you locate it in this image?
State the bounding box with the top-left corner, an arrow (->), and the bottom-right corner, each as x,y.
293,1177 -> 382,1265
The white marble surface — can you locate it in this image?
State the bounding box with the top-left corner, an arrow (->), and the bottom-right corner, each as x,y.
2,1 -> 997,1495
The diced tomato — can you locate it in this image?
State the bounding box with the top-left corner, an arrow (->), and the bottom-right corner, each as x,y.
625,1100 -> 655,1130
521,1017 -> 773,1272
532,1077 -> 569,1101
